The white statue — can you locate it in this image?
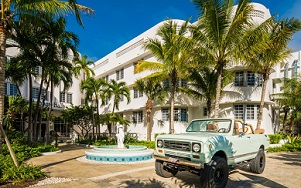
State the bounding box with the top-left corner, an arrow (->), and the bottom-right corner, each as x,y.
116,124 -> 125,149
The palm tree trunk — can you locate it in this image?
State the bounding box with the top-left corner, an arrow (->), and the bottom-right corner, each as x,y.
0,26 -> 18,164
256,75 -> 269,130
0,26 -> 6,126
28,73 -> 33,142
33,72 -> 45,141
146,100 -> 152,141
170,80 -> 176,134
207,99 -> 212,118
39,79 -> 50,142
0,26 -> 6,153
0,124 -> 18,167
289,115 -> 295,133
214,64 -> 223,118
45,77 -> 53,145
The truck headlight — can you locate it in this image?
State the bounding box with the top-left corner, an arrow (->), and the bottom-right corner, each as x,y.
192,143 -> 201,152
157,140 -> 163,148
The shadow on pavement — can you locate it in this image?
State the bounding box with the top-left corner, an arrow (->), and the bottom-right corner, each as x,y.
119,178 -> 166,188
41,156 -> 84,168
58,143 -> 87,151
268,152 -> 301,167
228,172 -> 288,188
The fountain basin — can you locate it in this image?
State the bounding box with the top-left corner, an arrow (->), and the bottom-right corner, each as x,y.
85,145 -> 154,163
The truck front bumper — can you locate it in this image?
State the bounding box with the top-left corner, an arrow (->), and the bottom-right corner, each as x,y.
154,154 -> 204,169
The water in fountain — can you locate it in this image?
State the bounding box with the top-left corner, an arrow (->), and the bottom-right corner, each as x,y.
85,125 -> 154,163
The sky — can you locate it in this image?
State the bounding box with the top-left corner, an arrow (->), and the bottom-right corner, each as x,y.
66,0 -> 301,62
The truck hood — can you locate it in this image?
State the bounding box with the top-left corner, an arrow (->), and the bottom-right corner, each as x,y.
157,132 -> 227,142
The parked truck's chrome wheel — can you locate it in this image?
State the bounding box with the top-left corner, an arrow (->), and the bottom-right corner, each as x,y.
200,156 -> 229,188
250,149 -> 265,174
155,160 -> 178,178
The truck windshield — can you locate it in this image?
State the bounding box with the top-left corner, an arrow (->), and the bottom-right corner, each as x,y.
186,119 -> 231,133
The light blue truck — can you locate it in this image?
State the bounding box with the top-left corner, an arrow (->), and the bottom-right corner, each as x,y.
154,118 -> 269,188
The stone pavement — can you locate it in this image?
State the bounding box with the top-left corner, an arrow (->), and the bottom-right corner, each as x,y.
26,144 -> 301,188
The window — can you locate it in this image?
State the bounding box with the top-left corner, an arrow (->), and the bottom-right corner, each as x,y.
9,84 -> 18,96
32,88 -> 39,99
234,104 -> 260,120
246,105 -> 255,119
116,68 -> 124,80
133,111 -> 143,123
60,92 -> 65,102
235,71 -> 244,86
162,108 -> 169,121
203,107 -> 208,117
174,108 -> 179,121
176,79 -> 187,88
34,66 -> 40,75
4,83 -> 8,95
162,108 -> 187,122
180,108 -> 188,122
235,71 -> 263,87
234,105 -> 244,120
257,73 -> 263,86
67,93 -> 72,103
247,71 -> 255,86
133,88 -> 143,98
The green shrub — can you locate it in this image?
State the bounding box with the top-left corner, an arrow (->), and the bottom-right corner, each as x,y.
1,164 -> 45,183
268,146 -> 289,152
269,133 -> 284,144
126,140 -> 155,149
124,133 -> 138,144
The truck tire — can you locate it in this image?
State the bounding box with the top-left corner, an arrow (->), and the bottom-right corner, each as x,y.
250,149 -> 265,174
200,156 -> 229,188
155,160 -> 178,178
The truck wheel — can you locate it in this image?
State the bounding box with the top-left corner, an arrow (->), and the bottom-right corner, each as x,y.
155,160 -> 178,178
250,149 -> 265,174
200,156 -> 229,188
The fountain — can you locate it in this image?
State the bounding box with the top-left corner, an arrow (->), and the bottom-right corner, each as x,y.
85,125 -> 154,163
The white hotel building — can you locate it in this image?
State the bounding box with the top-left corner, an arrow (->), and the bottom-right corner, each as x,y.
4,3 -> 301,140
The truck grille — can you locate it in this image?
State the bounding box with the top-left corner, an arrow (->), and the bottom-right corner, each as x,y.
163,140 -> 191,151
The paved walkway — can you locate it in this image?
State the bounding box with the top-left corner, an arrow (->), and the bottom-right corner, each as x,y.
26,144 -> 301,188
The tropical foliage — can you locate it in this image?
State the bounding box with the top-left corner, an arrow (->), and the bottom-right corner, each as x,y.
135,19 -> 191,133
242,17 -> 301,130
134,78 -> 167,141
190,0 -> 254,118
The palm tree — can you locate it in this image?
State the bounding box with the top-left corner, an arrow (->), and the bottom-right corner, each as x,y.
104,79 -> 130,135
106,79 -> 131,113
134,78 -> 167,141
179,67 -> 231,117
135,19 -> 191,134
0,0 -> 93,165
73,55 -> 95,80
39,15 -> 79,143
243,18 -> 301,130
8,19 -> 44,142
80,77 -> 107,137
191,0 -> 254,118
272,78 -> 301,133
0,0 -> 93,124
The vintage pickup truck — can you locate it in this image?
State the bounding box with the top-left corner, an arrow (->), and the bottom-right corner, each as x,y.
154,118 -> 270,188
